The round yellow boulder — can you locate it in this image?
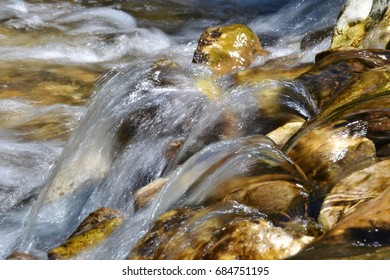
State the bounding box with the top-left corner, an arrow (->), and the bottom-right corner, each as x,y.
192,24 -> 266,75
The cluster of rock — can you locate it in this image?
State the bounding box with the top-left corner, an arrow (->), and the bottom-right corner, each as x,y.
8,0 -> 390,260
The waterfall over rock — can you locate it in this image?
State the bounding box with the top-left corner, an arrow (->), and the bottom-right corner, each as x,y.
0,0 -> 389,260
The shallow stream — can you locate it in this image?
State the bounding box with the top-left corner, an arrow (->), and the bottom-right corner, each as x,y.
4,0 -> 385,260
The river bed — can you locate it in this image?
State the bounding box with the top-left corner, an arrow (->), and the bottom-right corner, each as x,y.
3,0 -> 388,260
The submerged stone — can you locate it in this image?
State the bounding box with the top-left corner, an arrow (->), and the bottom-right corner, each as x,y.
0,62 -> 103,142
221,180 -> 306,215
233,83 -> 309,137
0,62 -> 102,106
48,207 -> 123,259
194,74 -> 222,100
129,205 -> 313,260
148,59 -> 182,87
134,178 -> 168,210
192,24 -> 266,75
170,135 -> 311,217
284,64 -> 390,192
316,65 -> 390,121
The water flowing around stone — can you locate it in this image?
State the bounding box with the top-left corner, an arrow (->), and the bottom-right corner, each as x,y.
2,0 -> 389,260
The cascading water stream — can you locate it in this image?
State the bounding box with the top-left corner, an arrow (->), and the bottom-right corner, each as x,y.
0,0 -> 348,259
18,60 -> 317,258
77,134 -> 310,259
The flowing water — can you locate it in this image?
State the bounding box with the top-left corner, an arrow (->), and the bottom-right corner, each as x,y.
0,0 -> 347,259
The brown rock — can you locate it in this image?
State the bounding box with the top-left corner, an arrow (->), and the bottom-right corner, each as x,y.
286,121 -> 377,190
129,205 -> 313,260
291,186 -> 390,259
319,159 -> 390,230
6,252 -> 38,260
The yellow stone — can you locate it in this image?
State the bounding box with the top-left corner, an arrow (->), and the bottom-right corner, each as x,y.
48,208 -> 123,259
331,21 -> 366,49
192,24 -> 266,75
266,121 -> 304,148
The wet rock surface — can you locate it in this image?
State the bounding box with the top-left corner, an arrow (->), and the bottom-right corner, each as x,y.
48,208 -> 123,259
128,1 -> 390,259
291,187 -> 390,259
1,0 -> 390,260
332,0 -> 390,49
319,159 -> 390,230
0,62 -> 102,106
192,24 -> 266,75
0,62 -> 102,142
130,204 -> 314,260
134,178 -> 168,210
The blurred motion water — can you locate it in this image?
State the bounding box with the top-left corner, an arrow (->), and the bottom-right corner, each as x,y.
0,0 -> 346,259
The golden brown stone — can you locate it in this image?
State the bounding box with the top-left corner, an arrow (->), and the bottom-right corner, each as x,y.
48,208 -> 123,259
234,64 -> 312,85
329,186 -> 390,233
129,206 -> 313,260
294,49 -> 390,111
332,21 -> 366,49
317,66 -> 390,120
0,62 -> 102,106
200,219 -> 313,260
192,24 -> 266,75
0,62 -> 103,141
209,179 -> 308,215
266,121 -> 304,148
